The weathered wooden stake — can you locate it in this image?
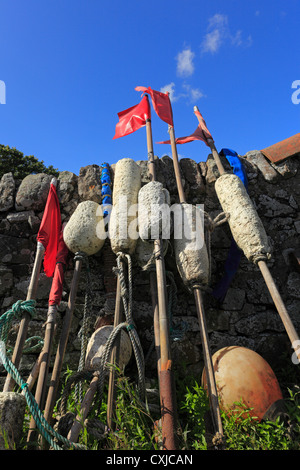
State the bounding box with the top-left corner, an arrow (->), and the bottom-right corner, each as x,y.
168,122 -> 224,441
146,110 -> 178,450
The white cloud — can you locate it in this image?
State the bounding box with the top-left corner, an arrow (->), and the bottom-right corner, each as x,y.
160,82 -> 177,102
201,28 -> 223,53
176,47 -> 195,77
201,13 -> 252,54
160,82 -> 205,104
231,30 -> 243,47
182,83 -> 205,103
207,13 -> 228,29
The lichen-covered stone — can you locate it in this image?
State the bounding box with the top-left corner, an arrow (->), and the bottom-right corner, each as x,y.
78,165 -> 102,203
0,392 -> 26,449
15,173 -> 52,211
0,173 -> 15,212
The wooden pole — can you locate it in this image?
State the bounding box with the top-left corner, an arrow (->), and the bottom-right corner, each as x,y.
106,275 -> 124,431
43,256 -> 83,428
67,375 -> 99,443
3,241 -> 45,392
168,122 -> 224,441
258,260 -> 300,362
27,305 -> 57,444
193,106 -> 300,363
146,113 -> 178,450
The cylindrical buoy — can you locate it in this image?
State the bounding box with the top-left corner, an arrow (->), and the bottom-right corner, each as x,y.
173,203 -> 209,289
215,174 -> 271,264
85,325 -> 132,371
109,158 -> 141,254
201,346 -> 284,421
138,181 -> 171,242
63,200 -> 105,255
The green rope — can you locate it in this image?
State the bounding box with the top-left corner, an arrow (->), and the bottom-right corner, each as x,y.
0,300 -> 86,450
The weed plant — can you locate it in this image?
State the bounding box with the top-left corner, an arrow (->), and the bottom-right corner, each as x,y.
18,355 -> 300,451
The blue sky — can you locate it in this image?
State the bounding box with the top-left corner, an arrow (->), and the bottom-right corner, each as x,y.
0,0 -> 299,175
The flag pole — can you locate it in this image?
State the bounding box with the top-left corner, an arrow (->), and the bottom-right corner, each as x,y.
168,123 -> 224,442
106,274 -> 124,431
2,176 -> 60,392
193,106 -> 300,362
145,103 -> 178,450
27,229 -> 68,445
43,253 -> 83,431
3,241 -> 45,392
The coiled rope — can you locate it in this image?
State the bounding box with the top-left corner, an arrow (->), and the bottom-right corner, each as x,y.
0,300 -> 86,450
58,253 -> 154,439
96,252 -> 146,405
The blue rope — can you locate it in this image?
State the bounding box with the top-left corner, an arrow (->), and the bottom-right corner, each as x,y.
100,162 -> 112,218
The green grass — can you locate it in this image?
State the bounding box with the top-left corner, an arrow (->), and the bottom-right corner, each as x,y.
17,358 -> 300,451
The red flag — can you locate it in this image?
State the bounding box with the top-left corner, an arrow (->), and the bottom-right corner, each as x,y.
37,180 -> 61,277
157,108 -> 214,147
48,229 -> 69,306
113,95 -> 151,139
135,86 -> 173,127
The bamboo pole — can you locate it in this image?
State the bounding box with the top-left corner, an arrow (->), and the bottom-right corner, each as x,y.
193,106 -> 300,363
3,241 -> 45,392
168,123 -> 224,441
146,111 -> 178,450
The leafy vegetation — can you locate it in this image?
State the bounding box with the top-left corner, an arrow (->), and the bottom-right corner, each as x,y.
0,144 -> 59,180
15,358 -> 300,451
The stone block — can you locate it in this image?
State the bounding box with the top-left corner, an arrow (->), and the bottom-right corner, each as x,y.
0,173 -> 15,212
0,392 -> 26,449
15,173 -> 52,211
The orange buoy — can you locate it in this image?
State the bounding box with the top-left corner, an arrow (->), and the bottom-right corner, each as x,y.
201,346 -> 284,421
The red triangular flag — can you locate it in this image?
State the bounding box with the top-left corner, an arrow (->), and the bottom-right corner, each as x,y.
48,229 -> 69,306
37,180 -> 61,277
113,95 -> 151,139
157,109 -> 213,147
135,86 -> 174,127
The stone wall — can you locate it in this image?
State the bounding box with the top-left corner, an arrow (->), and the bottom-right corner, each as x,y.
0,150 -> 299,388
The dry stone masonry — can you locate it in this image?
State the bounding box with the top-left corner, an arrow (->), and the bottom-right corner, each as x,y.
0,150 -> 299,388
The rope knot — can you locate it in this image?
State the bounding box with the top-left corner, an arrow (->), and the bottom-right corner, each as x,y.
12,299 -> 36,318
74,251 -> 88,262
212,431 -> 226,448
204,211 -> 229,233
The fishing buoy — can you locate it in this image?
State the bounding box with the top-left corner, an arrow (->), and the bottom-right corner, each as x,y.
63,200 -> 105,255
215,174 -> 271,264
173,203 -> 209,289
109,158 -> 141,254
201,346 -> 284,421
85,325 -> 132,371
138,181 -> 170,241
